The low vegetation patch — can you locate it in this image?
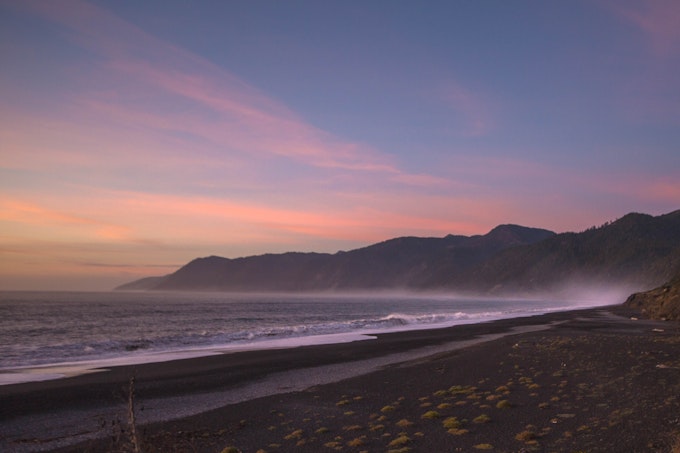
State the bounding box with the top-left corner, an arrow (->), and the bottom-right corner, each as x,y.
495,399 -> 512,409
387,448 -> 412,453
346,436 -> 365,447
449,385 -> 476,395
220,448 -> 240,453
284,429 -> 304,440
515,430 -> 536,442
421,410 -> 440,419
387,434 -> 411,447
473,414 -> 491,424
442,417 -> 461,429
395,419 -> 413,428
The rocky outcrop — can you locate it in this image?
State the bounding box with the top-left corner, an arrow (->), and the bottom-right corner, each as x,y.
625,274 -> 680,321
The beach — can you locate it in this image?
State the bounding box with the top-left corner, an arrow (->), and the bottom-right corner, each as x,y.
2,306 -> 679,452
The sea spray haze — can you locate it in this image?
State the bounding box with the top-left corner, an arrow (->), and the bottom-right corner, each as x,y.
0,290 -> 621,385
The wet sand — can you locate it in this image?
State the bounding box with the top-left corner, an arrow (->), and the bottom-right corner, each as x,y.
2,306 -> 679,452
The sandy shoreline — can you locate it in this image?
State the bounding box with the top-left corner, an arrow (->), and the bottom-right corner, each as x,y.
2,306 -> 679,452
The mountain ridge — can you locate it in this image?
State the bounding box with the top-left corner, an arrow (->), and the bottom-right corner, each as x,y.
116,210 -> 680,295
446,210 -> 680,294
117,224 -> 555,292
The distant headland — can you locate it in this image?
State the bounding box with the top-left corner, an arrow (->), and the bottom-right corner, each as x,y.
117,209 -> 680,316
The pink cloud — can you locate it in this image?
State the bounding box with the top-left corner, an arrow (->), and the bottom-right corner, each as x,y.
0,199 -> 98,226
438,80 -> 494,137
115,191 -> 475,243
594,174 -> 680,205
610,0 -> 680,56
595,1 -> 680,125
1,187 -> 495,259
2,0 -> 468,219
0,198 -> 135,242
13,0 -> 403,175
643,180 -> 680,201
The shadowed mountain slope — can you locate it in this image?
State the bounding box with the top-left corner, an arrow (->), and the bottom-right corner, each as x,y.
116,210 -> 680,295
118,224 -> 554,292
449,210 -> 680,294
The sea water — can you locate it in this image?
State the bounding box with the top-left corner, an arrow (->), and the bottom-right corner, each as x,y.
0,291 -> 611,384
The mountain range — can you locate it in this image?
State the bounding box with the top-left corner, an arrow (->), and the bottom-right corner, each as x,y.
117,209 -> 680,296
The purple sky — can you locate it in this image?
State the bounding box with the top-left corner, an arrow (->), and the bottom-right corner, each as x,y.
1,0 -> 679,290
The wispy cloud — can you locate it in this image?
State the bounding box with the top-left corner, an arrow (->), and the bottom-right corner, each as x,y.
610,0 -> 680,56
600,0 -> 680,125
0,197 -> 135,242
438,79 -> 494,137
12,0 -> 404,175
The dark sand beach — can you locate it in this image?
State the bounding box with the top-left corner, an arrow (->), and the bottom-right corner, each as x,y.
2,306 -> 680,453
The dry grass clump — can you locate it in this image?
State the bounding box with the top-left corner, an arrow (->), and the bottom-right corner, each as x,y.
442,416 -> 462,429
220,448 -> 241,453
449,385 -> 476,395
381,405 -> 396,413
421,410 -> 440,419
395,419 -> 413,428
346,436 -> 365,447
495,399 -> 512,409
672,434 -> 680,453
387,434 -> 411,447
473,414 -> 491,424
473,443 -> 494,450
387,448 -> 412,453
515,430 -> 536,441
283,429 -> 304,440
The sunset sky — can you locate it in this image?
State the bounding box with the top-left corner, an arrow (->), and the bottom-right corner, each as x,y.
1,0 -> 679,290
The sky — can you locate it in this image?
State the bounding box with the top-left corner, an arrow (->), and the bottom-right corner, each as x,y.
1,0 -> 679,291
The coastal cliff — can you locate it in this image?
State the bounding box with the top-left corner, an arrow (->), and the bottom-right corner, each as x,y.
625,273 -> 680,321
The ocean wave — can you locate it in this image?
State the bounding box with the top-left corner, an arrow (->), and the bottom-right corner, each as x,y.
2,293 -> 586,371
204,309 -> 508,348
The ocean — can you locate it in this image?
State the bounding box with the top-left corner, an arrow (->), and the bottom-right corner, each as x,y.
0,291 -> 613,385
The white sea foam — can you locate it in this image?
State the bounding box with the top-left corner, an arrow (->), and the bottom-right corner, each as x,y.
0,290 -> 617,385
